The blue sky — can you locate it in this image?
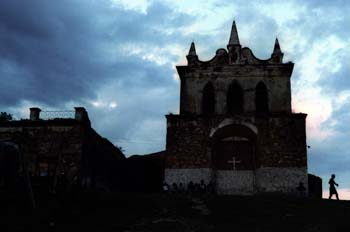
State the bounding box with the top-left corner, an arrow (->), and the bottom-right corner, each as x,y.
0,0 -> 349,198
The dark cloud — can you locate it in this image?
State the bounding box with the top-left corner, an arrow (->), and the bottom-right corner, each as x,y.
0,0 -> 193,109
0,0 -> 196,154
0,0 -> 349,165
0,0 -> 105,107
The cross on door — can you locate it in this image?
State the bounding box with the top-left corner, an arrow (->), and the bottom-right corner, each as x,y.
227,156 -> 241,171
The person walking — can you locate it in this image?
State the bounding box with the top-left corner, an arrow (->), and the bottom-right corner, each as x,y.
328,174 -> 339,200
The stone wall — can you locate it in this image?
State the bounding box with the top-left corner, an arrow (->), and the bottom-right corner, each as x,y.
166,116 -> 211,168
166,113 -> 307,169
0,117 -> 125,191
255,167 -> 308,193
178,64 -> 293,115
0,120 -> 84,178
165,168 -> 212,185
308,174 -> 323,198
259,115 -> 307,167
165,113 -> 308,195
216,170 -> 254,195
164,167 -> 308,195
166,22 -> 308,195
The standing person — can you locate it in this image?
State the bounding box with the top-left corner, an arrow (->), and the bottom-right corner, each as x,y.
199,180 -> 206,193
162,181 -> 169,193
178,183 -> 185,193
329,174 -> 339,200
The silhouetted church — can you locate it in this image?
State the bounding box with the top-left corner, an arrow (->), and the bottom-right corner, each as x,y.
165,21 -> 308,195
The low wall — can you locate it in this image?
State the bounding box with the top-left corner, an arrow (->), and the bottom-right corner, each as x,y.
165,167 -> 308,195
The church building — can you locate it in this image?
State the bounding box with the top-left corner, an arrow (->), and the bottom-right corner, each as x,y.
164,21 -> 308,195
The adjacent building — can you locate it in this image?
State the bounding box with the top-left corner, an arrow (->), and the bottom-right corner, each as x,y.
0,107 -> 125,192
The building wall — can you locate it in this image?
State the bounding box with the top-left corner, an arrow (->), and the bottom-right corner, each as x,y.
166,116 -> 211,168
0,110 -> 125,192
255,167 -> 308,193
164,167 -> 308,195
0,121 -> 84,179
165,114 -> 307,194
178,65 -> 293,115
166,23 -> 309,195
308,174 -> 323,198
166,114 -> 307,168
216,170 -> 255,195
165,168 -> 212,186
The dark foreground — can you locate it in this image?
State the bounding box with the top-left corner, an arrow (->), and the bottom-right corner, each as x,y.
1,191 -> 350,232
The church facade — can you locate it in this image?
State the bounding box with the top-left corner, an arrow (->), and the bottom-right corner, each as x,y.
164,22 -> 308,195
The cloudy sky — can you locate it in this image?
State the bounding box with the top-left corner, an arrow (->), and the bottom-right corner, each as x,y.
0,0 -> 349,198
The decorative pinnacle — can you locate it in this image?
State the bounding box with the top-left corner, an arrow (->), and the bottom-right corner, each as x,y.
228,20 -> 240,46
188,41 -> 197,56
273,37 -> 282,54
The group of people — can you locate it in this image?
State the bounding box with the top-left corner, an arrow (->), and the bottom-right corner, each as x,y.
162,180 -> 213,194
163,174 -> 341,200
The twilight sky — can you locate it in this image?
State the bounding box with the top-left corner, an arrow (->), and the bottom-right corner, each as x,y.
0,0 -> 349,198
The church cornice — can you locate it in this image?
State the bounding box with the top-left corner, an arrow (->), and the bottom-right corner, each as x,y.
185,47 -> 289,66
166,112 -> 307,120
176,62 -> 294,79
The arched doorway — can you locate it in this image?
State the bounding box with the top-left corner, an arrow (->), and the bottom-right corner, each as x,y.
210,123 -> 259,194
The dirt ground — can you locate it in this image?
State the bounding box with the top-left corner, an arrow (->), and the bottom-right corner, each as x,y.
1,191 -> 350,232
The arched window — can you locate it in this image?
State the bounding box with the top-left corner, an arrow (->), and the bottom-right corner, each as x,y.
202,82 -> 215,115
255,82 -> 268,113
227,81 -> 243,114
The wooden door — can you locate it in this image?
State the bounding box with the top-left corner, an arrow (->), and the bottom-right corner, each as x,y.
214,136 -> 255,170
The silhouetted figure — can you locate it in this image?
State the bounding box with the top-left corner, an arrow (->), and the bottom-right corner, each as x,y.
172,183 -> 178,193
179,182 -> 185,193
328,174 -> 339,200
162,181 -> 169,193
200,179 -> 206,193
187,181 -> 194,193
296,182 -> 306,197
193,183 -> 200,193
206,181 -> 214,194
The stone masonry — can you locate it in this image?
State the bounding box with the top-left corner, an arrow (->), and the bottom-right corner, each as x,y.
165,21 -> 308,195
0,107 -> 125,192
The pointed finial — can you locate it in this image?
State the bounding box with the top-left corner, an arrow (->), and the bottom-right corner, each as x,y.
186,41 -> 198,66
271,37 -> 284,63
273,37 -> 282,54
228,20 -> 240,45
188,41 -> 197,56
